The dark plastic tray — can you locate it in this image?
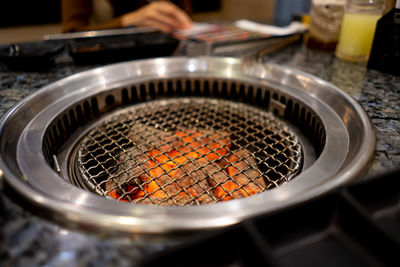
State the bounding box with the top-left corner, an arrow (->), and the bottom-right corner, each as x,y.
140,169 -> 400,267
0,40 -> 65,70
68,32 -> 180,65
346,171 -> 400,245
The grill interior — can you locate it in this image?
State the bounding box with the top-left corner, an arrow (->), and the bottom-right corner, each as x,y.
43,77 -> 326,206
73,98 -> 302,205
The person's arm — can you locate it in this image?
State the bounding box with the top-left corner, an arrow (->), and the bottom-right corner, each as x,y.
120,1 -> 192,33
62,0 -> 192,33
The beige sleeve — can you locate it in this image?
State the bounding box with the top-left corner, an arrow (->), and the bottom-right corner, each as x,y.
61,0 -> 193,33
61,0 -> 123,32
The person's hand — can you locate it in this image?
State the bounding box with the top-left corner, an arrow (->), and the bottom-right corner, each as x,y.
121,1 -> 192,33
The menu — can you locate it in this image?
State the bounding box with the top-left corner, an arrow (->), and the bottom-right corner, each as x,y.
174,21 -> 306,56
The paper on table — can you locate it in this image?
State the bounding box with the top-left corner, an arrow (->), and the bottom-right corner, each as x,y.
174,23 -> 220,38
234,20 -> 308,36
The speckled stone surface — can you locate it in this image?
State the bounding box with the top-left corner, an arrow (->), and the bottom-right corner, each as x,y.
264,45 -> 400,176
0,43 -> 399,266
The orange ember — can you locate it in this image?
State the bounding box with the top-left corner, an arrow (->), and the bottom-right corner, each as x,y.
107,129 -> 265,204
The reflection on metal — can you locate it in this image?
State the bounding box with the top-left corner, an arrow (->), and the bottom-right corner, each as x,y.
43,27 -> 157,40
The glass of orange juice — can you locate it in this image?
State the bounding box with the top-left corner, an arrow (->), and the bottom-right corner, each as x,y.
335,0 -> 386,62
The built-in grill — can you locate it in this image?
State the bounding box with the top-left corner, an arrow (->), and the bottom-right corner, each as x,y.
0,57 -> 374,233
73,97 -> 303,205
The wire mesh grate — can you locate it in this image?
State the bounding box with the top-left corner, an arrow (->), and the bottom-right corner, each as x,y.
76,97 -> 303,206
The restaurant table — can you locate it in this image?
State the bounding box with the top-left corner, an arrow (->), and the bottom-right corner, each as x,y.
0,42 -> 399,266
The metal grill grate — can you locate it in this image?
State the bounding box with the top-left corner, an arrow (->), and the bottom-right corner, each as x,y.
75,97 -> 303,206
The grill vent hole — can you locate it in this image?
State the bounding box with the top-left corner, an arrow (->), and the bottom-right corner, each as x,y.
131,86 -> 138,103
122,89 -> 129,104
69,109 -> 78,131
139,85 -> 147,101
204,80 -> 210,95
194,80 -> 201,95
167,81 -> 174,95
176,80 -> 183,95
62,115 -> 70,135
212,81 -> 219,95
76,105 -> 85,125
149,83 -> 156,98
230,82 -> 237,99
221,81 -> 228,96
105,95 -> 115,106
83,101 -> 91,118
300,108 -> 306,125
157,83 -> 163,96
51,125 -> 60,147
91,97 -> 99,116
247,86 -> 254,102
239,84 -> 245,99
285,100 -> 293,118
57,120 -> 65,142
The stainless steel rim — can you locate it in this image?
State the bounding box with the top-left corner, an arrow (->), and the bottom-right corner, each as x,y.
0,57 -> 375,233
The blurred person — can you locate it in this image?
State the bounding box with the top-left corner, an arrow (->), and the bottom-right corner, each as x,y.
61,0 -> 193,33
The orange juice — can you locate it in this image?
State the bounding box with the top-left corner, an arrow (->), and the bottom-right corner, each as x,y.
335,12 -> 381,62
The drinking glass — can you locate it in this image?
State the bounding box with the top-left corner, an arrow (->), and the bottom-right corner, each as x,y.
335,0 -> 386,62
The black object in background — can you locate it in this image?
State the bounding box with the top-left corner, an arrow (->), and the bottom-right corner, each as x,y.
191,0 -> 221,12
0,0 -> 60,27
68,32 -> 180,65
368,4 -> 400,75
0,41 -> 65,71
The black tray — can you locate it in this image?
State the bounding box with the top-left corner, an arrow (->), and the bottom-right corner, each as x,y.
68,32 -> 180,65
0,40 -> 65,70
140,169 -> 400,267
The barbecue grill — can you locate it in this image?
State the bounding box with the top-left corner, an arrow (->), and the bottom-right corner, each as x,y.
73,97 -> 304,205
0,57 -> 375,233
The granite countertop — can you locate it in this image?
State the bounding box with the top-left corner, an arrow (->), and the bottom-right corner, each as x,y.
0,43 -> 399,266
